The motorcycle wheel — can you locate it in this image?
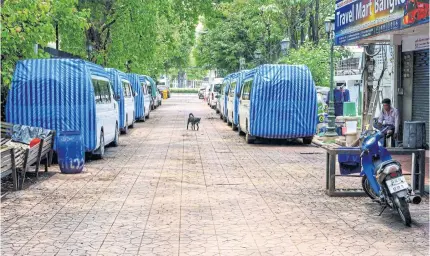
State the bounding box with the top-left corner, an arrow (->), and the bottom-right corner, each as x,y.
394,196 -> 412,227
361,176 -> 378,200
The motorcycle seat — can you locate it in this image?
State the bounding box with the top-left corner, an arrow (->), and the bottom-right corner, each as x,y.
376,160 -> 401,174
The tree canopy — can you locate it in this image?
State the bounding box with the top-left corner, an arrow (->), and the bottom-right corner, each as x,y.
194,0 -> 348,86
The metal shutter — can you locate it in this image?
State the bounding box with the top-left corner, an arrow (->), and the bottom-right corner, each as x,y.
412,49 -> 429,144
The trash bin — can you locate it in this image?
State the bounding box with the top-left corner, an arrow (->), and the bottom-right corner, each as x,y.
57,131 -> 85,174
338,147 -> 361,175
162,90 -> 168,99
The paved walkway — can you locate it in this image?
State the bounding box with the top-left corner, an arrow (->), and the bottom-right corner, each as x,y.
1,94 -> 429,256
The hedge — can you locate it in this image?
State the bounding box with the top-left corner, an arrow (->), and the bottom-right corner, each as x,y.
170,88 -> 199,93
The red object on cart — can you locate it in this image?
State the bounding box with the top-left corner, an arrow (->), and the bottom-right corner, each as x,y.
29,138 -> 41,148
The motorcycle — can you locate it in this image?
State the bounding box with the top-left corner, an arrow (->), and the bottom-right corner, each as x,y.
360,126 -> 421,226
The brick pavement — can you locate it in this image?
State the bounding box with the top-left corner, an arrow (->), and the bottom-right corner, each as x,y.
1,94 -> 429,256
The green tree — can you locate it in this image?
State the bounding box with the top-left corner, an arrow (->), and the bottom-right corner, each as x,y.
278,41 -> 350,87
1,0 -> 88,113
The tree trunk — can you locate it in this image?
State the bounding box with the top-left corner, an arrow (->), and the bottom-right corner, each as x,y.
308,2 -> 314,42
314,0 -> 319,43
300,4 -> 306,45
289,6 -> 298,49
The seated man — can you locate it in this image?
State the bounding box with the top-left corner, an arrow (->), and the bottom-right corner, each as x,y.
377,98 -> 399,147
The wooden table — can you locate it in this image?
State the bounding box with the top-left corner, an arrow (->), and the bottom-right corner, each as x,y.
323,145 -> 426,197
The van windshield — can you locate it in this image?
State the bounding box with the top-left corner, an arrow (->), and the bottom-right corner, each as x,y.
92,78 -> 112,104
122,81 -> 132,98
214,84 -> 221,93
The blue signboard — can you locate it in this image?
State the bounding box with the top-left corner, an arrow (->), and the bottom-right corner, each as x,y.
335,0 -> 429,45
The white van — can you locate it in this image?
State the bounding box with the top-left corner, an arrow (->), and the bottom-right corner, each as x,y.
106,68 -> 135,134
238,78 -> 252,137
209,78 -> 223,109
92,75 -> 120,156
141,78 -> 152,119
226,79 -> 237,125
120,79 -> 135,133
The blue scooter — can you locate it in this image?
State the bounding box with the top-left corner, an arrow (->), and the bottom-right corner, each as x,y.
360,126 -> 421,226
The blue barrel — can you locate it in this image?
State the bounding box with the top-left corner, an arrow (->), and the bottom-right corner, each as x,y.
57,131 -> 85,174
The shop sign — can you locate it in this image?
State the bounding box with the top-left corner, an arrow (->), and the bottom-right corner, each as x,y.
335,0 -> 430,45
402,36 -> 429,52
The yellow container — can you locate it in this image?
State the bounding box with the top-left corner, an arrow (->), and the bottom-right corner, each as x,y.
162,90 -> 168,99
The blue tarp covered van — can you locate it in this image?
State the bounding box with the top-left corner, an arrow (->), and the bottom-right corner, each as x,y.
237,64 -> 317,144
226,71 -> 247,127
127,73 -> 145,120
106,68 -> 135,133
6,59 -> 119,156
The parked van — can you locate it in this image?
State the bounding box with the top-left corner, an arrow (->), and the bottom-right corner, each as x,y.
204,84 -> 211,103
219,74 -> 234,121
6,59 -> 119,158
127,73 -> 151,121
143,75 -> 158,110
209,78 -> 223,110
106,68 -> 135,134
238,65 -> 317,144
227,70 -> 247,129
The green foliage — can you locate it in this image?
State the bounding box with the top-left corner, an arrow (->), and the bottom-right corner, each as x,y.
195,0 -> 286,73
1,0 -> 88,105
195,0 -> 337,74
278,41 -> 351,87
170,88 -> 199,93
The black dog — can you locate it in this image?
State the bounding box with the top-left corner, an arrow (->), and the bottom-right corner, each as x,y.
187,113 -> 201,130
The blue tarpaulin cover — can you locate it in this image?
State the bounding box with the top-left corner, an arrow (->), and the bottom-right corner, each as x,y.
106,68 -> 131,129
249,65 -> 317,138
127,73 -> 145,120
6,58 -> 109,151
143,75 -> 157,98
222,73 -> 237,118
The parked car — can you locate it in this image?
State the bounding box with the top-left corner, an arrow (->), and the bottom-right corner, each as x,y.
209,78 -> 223,110
157,85 -> 170,98
127,73 -> 151,121
106,68 -> 135,134
237,65 -> 317,144
198,87 -> 205,99
6,59 -> 119,158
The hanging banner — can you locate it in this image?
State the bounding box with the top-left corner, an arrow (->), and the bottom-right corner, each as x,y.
335,0 -> 429,45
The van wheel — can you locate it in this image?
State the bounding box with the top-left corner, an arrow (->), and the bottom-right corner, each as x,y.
232,124 -> 238,131
122,117 -> 129,134
246,133 -> 255,144
223,115 -> 227,122
142,108 -> 146,122
111,124 -> 119,147
146,110 -> 150,119
130,113 -> 135,128
94,132 -> 105,159
303,136 -> 313,145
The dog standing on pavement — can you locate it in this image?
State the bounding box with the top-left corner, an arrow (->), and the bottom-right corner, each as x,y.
187,113 -> 201,131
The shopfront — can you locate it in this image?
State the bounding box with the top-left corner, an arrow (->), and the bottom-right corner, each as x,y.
335,0 -> 429,145
401,35 -> 429,141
